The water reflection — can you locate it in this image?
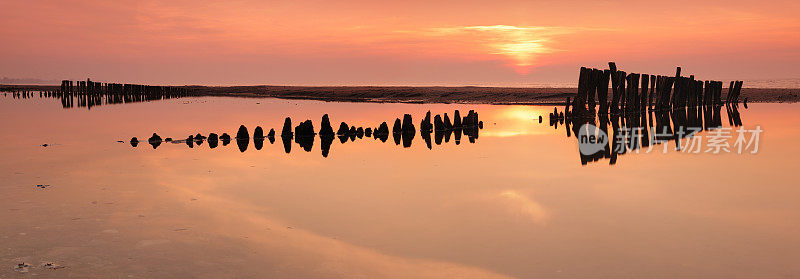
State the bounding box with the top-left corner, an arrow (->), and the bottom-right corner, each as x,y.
548,103 -> 746,165
130,110 -> 483,158
3,94 -> 800,278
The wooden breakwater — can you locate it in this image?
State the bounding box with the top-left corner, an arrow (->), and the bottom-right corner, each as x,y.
569,62 -> 743,116
56,79 -> 191,109
546,61 -> 748,165
129,110 -> 483,157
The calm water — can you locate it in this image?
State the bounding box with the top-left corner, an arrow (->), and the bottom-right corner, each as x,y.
1,95 -> 800,278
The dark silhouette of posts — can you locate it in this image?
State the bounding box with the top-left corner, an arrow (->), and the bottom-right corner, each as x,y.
598,70 -> 610,114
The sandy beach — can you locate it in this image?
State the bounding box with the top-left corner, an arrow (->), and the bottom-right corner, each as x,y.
3,85 -> 798,105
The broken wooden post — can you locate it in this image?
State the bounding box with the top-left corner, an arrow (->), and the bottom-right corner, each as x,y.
281,117 -> 293,137
726,81 -> 735,104
732,81 -> 743,103
613,71 -> 626,113
608,63 -> 619,113
320,114 -> 334,135
598,69 -> 610,113
576,67 -> 590,108
639,74 -> 649,111
648,75 -> 656,109
420,111 -> 432,132
632,73 -> 639,112
586,68 -> 602,108
672,67 -> 682,108
402,114 -> 415,133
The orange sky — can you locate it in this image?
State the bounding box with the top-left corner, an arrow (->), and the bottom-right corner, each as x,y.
1,0 -> 799,86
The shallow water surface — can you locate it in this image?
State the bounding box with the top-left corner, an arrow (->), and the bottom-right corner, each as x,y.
1,95 -> 799,278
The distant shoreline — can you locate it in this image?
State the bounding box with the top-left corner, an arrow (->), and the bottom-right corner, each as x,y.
2,84 -> 798,105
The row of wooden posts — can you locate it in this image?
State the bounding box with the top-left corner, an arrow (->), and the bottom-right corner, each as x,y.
130,111 -> 483,156
59,79 -> 190,99
52,79 -> 191,109
2,90 -> 54,99
572,62 -> 744,115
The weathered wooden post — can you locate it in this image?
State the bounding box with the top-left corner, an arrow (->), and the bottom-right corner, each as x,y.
706,81 -> 714,106
640,74 -> 649,111
648,74 -> 656,109
736,81 -> 744,103
420,111 -> 432,132
687,76 -> 694,107
725,81 -> 735,104
625,73 -> 639,113
653,75 -> 661,109
615,71 -> 623,112
282,117 -> 293,137
701,80 -> 709,106
587,68 -> 599,108
625,73 -> 633,113
576,67 -> 590,108
695,80 -> 703,107
672,67 -> 682,108
658,77 -> 666,109
598,70 -> 610,114
608,63 -> 618,113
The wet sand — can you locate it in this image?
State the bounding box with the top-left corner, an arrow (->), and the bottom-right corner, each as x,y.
3,84 -> 799,104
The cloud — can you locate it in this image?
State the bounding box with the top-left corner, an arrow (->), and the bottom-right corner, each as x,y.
497,190 -> 550,224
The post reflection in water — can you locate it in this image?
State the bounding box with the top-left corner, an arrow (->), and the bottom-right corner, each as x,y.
130,110 -> 483,158
549,103 -> 746,165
